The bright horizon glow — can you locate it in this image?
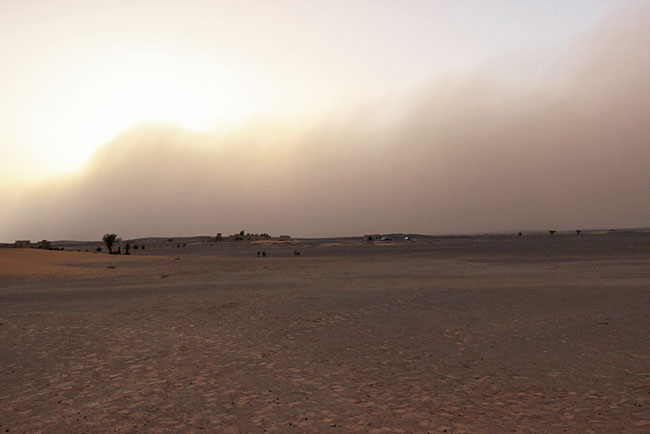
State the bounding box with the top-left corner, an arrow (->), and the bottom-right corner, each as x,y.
12,50 -> 273,176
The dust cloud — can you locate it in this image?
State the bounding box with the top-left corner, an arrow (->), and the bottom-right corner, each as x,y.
2,3 -> 649,241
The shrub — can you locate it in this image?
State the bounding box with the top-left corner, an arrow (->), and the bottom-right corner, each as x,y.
102,233 -> 120,254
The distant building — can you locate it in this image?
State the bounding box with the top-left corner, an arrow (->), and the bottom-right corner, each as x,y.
226,233 -> 273,242
278,235 -> 291,241
364,234 -> 381,241
35,240 -> 51,249
14,240 -> 31,248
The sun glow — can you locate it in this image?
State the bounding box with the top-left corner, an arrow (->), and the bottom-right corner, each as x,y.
21,51 -> 267,175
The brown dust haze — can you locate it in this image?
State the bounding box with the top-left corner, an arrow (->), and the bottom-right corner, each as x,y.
2,4 -> 649,241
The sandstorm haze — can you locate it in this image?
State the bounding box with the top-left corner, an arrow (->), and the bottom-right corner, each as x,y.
1,1 -> 649,241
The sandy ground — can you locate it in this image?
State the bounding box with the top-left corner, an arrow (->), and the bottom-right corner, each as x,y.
1,233 -> 649,433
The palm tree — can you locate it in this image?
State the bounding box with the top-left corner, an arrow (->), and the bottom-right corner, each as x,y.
102,233 -> 120,254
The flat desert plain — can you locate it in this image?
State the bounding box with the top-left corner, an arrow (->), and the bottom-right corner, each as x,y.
1,233 -> 649,433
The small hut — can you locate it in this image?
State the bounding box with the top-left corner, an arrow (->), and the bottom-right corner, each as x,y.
35,240 -> 51,249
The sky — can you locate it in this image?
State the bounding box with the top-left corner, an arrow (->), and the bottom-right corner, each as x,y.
1,0 -> 649,241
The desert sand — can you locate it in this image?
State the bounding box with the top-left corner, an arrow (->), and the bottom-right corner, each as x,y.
1,232 -> 649,433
